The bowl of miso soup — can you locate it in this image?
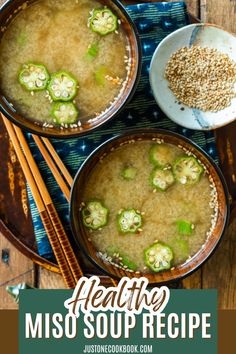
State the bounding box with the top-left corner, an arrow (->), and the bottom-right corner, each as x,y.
0,0 -> 141,137
70,129 -> 229,284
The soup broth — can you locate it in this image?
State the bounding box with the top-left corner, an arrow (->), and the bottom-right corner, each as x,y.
81,141 -> 218,274
0,0 -> 129,128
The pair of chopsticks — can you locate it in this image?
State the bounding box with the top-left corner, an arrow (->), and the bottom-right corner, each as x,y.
2,114 -> 83,288
32,129 -> 117,287
2,114 -> 118,288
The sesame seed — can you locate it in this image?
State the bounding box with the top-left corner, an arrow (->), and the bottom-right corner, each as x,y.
165,46 -> 236,112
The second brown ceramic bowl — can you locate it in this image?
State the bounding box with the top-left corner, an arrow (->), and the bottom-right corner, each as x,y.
0,0 -> 141,138
70,129 -> 230,285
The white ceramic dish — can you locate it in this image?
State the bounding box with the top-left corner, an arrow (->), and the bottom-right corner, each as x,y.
150,23 -> 236,131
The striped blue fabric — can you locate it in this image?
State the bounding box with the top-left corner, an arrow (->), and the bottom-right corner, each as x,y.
26,2 -> 218,260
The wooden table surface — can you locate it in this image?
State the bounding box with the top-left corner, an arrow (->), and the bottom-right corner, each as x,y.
1,0 -> 236,309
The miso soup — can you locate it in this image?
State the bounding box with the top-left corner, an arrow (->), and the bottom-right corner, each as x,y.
80,140 -> 218,274
0,0 -> 130,129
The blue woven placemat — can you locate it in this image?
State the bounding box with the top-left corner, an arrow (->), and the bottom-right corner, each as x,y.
26,2 -> 218,260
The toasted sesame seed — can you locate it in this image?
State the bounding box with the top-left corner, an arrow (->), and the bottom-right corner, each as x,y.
165,46 -> 236,112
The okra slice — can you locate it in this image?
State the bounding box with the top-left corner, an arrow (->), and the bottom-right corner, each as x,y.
106,247 -> 138,271
95,66 -> 107,86
149,144 -> 175,167
144,242 -> 173,272
176,220 -> 194,236
89,8 -> 118,36
47,71 -> 78,101
173,156 -> 203,185
51,102 -> 78,125
150,167 -> 175,191
118,209 -> 142,234
18,63 -> 49,91
82,201 -> 109,230
86,42 -> 99,60
119,255 -> 138,271
172,238 -> 190,260
17,31 -> 27,47
121,166 -> 137,181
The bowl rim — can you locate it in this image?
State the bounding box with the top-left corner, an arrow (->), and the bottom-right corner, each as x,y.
69,128 -> 230,285
149,22 -> 236,131
0,0 -> 142,139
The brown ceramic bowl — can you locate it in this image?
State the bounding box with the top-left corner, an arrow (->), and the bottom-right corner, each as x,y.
70,129 -> 230,285
0,0 -> 141,138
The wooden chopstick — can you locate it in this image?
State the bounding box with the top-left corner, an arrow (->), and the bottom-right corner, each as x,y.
13,125 -> 83,283
2,115 -> 76,288
34,135 -> 118,287
32,135 -> 70,202
41,137 -> 73,187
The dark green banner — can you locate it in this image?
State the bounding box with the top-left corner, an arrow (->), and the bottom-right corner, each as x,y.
19,288 -> 217,354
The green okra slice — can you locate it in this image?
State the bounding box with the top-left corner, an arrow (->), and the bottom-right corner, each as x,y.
86,42 -> 99,60
18,63 -> 49,91
51,102 -> 78,125
106,247 -> 138,271
95,66 -> 107,86
171,237 -> 190,261
176,220 -> 194,236
149,144 -> 175,167
89,8 -> 118,36
17,31 -> 27,47
144,242 -> 174,272
82,201 -> 109,230
173,156 -> 203,185
117,208 -> 142,234
47,71 -> 78,101
150,166 -> 175,191
121,166 -> 137,180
